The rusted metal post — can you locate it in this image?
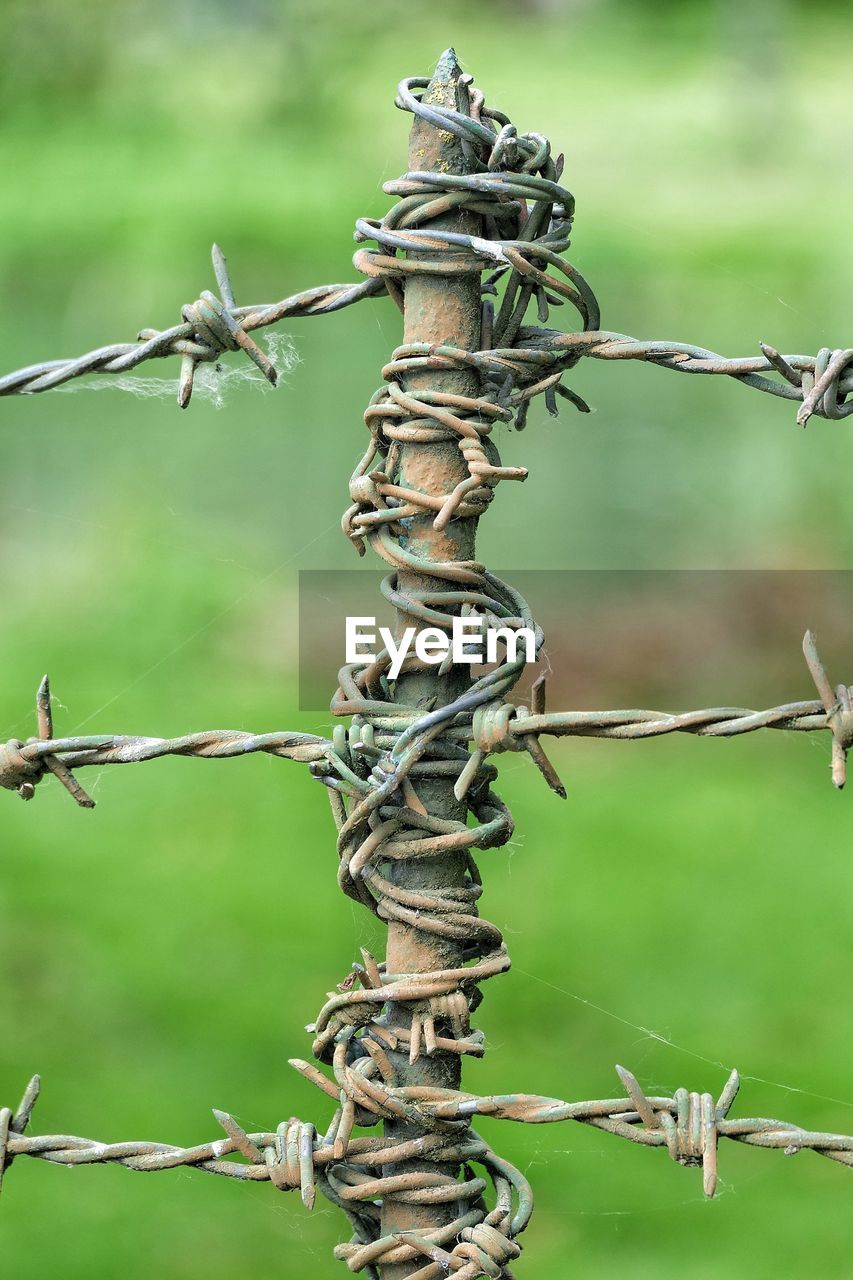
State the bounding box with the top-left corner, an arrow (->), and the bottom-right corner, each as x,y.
379,50 -> 483,1275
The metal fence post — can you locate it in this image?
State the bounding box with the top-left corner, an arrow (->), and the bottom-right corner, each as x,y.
377,50 -> 483,1272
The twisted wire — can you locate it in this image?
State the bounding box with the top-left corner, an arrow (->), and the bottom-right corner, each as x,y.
0,101 -> 849,424
3,58 -> 853,1280
4,640 -> 845,808
0,244 -> 385,407
2,634 -> 848,807
298,71 -> 853,1272
7,1062 -> 853,1240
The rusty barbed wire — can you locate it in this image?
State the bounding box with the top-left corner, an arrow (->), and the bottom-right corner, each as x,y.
5,1060 -> 853,1233
3,49 -> 852,1280
0,246 -> 385,408
0,135 -> 850,425
2,631 -> 850,809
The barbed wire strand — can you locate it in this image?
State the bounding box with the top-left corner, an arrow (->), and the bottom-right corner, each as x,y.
4,1064 -> 853,1217
2,632 -> 849,809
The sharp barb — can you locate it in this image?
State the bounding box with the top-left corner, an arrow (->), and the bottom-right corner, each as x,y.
716,1068 -> 740,1118
531,672 -> 547,717
760,341 -> 802,387
0,1107 -> 11,1195
178,354 -> 195,409
522,733 -> 566,799
615,1064 -> 658,1128
212,1109 -> 262,1163
43,756 -> 95,809
36,674 -> 52,740
832,736 -> 847,790
803,630 -> 836,713
211,243 -> 236,312
231,326 -> 278,385
13,1075 -> 40,1134
701,1093 -> 718,1197
299,1124 -> 316,1210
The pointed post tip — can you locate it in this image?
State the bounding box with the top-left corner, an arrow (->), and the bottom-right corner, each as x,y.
432,48 -> 463,83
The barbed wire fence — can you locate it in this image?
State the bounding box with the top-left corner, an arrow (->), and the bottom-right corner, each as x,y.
2,48 -> 852,1280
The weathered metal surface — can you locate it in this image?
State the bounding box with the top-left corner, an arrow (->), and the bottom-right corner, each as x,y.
2,631 -> 850,804
1,47 -> 852,1280
5,1064 -> 853,1205
373,51 -> 486,1280
0,103 -> 851,426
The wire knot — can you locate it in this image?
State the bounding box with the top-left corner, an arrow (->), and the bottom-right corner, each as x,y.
407,990 -> 471,1063
616,1064 -> 740,1198
455,1221 -> 521,1277
181,292 -> 243,356
0,676 -> 96,808
168,245 -> 277,407
828,690 -> 853,749
0,739 -> 43,800
348,473 -> 383,507
0,1075 -> 40,1192
658,1087 -> 717,1169
796,347 -> 853,426
472,700 -> 522,755
212,1110 -> 316,1210
265,1118 -> 317,1209
399,1220 -> 520,1280
452,700 -> 522,803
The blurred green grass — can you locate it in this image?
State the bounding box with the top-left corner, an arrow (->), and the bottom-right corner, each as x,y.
1,2 -> 852,1277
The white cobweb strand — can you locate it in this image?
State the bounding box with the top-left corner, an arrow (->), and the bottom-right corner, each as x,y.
56,333 -> 299,408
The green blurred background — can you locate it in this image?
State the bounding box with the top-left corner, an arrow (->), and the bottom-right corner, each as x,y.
1,1 -> 852,1276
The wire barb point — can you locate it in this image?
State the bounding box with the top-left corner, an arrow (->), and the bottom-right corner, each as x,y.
803,629 -> 853,788
212,1109 -> 262,1164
